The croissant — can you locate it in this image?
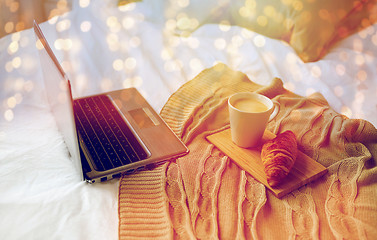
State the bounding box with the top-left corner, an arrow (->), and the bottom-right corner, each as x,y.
261,131 -> 298,187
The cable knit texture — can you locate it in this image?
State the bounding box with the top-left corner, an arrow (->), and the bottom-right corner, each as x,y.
118,63 -> 377,239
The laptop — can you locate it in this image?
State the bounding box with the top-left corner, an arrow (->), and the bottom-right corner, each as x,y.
33,21 -> 189,183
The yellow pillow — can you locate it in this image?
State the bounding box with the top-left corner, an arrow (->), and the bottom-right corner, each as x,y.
171,0 -> 377,62
229,0 -> 377,62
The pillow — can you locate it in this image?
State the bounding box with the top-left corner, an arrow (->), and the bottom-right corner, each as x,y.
230,0 -> 377,62
169,0 -> 377,62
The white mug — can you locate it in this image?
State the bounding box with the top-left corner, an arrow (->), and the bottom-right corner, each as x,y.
228,92 -> 278,148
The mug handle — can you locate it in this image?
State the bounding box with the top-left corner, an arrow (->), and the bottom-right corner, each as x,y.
269,101 -> 280,122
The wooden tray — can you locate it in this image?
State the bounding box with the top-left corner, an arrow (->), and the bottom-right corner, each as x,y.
206,128 -> 328,198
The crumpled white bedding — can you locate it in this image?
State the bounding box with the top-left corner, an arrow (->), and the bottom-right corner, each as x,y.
0,1 -> 376,239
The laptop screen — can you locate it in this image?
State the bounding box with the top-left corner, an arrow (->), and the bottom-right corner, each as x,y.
33,21 -> 84,180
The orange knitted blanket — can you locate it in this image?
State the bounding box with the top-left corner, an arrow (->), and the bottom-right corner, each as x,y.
118,64 -> 377,239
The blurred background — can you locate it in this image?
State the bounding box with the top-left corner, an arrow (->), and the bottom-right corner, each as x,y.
0,0 -> 72,38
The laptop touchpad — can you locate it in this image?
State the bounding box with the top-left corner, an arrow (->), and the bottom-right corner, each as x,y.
129,108 -> 160,129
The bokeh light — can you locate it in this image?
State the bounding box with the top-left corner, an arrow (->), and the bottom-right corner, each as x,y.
56,19 -> 71,32
4,109 -> 14,122
253,35 -> 265,47
214,38 -> 226,50
357,70 -> 367,82
334,85 -> 344,97
335,64 -> 346,76
189,58 -> 203,72
113,59 -> 124,71
219,21 -> 231,32
124,57 -> 137,71
79,0 -> 90,8
80,21 -> 91,32
310,66 -> 322,78
123,76 -> 143,88
100,78 -> 113,92
129,36 -> 141,48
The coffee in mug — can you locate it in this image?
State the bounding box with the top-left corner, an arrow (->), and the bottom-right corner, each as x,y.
228,92 -> 278,148
232,98 -> 269,113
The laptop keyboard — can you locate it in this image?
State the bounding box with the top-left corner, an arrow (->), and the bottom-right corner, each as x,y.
73,95 -> 149,171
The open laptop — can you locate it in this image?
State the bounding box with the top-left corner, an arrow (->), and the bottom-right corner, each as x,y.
33,21 -> 189,183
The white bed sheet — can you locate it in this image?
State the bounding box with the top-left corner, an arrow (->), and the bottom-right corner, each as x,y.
1,1 -> 376,239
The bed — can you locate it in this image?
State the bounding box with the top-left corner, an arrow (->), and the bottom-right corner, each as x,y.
1,0 -> 376,239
